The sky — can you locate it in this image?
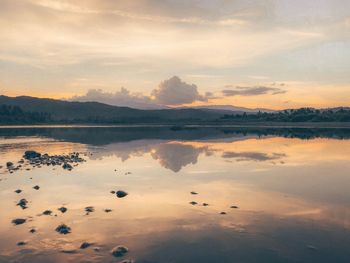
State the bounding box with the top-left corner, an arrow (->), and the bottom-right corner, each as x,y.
0,0 -> 349,109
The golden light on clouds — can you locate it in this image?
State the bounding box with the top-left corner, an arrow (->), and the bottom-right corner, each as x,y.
0,0 -> 349,109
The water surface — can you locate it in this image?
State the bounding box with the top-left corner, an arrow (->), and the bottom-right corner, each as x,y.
1,127 -> 350,263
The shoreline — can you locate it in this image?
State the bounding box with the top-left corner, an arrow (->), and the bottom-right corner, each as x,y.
0,122 -> 350,129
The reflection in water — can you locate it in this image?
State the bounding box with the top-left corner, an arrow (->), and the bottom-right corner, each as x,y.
150,142 -> 209,172
222,151 -> 286,162
0,127 -> 350,263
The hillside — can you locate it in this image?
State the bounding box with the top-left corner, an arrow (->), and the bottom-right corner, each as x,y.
0,95 -> 349,125
0,95 -> 224,123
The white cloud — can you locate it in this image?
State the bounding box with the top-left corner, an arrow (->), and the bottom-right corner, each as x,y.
152,76 -> 210,105
71,88 -> 164,109
71,76 -> 214,108
222,86 -> 287,96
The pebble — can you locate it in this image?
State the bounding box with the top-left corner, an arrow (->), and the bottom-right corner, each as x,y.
42,210 -> 52,215
14,189 -> 22,194
17,241 -> 27,246
85,206 -> 95,214
55,224 -> 71,234
12,218 -> 26,225
58,207 -> 68,213
80,242 -> 93,249
111,246 -> 129,257
33,185 -> 40,190
116,191 -> 128,198
189,201 -> 198,205
17,199 -> 28,209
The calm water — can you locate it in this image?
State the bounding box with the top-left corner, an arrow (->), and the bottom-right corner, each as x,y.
1,127 -> 350,263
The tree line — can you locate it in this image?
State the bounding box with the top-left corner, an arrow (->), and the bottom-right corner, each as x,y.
0,105 -> 51,124
221,108 -> 350,122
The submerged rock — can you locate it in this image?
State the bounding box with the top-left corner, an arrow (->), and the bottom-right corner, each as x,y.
24,151 -> 41,160
12,218 -> 26,225
17,241 -> 27,246
42,210 -> 52,215
58,206 -> 67,213
116,191 -> 128,198
55,224 -> 71,235
17,198 -> 28,209
80,242 -> 93,249
85,206 -> 94,214
111,246 -> 129,257
62,163 -> 73,170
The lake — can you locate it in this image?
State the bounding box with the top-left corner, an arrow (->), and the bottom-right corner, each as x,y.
1,127 -> 350,263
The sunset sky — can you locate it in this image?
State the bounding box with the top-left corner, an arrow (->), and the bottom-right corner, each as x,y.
0,0 -> 349,109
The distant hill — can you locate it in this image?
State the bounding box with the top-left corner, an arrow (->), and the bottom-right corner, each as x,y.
0,95 -> 349,124
0,95 -> 224,123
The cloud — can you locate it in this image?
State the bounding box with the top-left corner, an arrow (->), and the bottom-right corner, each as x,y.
152,76 -> 211,105
222,151 -> 286,162
222,86 -> 287,97
71,88 -> 165,109
71,76 -> 213,108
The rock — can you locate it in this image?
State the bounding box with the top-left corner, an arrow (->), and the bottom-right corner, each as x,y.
190,191 -> 198,195
24,151 -> 41,160
17,241 -> 27,246
29,228 -> 36,233
17,198 -> 28,209
111,246 -> 129,257
42,210 -> 52,215
62,163 -> 73,170
33,185 -> 40,190
110,191 -> 116,194
6,162 -> 14,168
116,191 -> 128,198
14,189 -> 22,194
230,205 -> 239,209
189,201 -> 198,205
58,207 -> 67,213
12,218 -> 26,225
80,242 -> 92,249
202,203 -> 209,206
220,212 -> 227,215
85,206 -> 94,214
104,209 -> 112,213
55,224 -> 71,235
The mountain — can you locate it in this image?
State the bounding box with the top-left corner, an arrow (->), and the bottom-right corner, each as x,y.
0,95 -> 225,123
184,105 -> 275,113
0,95 -> 349,125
